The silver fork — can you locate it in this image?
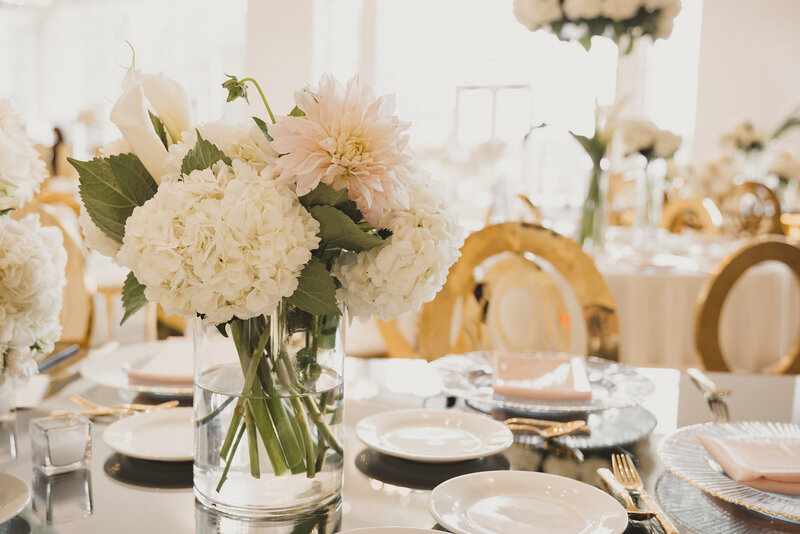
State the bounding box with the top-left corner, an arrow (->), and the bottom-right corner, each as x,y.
612,453 -> 680,534
687,368 -> 731,423
708,396 -> 730,423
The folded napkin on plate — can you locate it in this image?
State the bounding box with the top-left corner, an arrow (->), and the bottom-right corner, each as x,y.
127,338 -> 193,387
698,435 -> 800,495
493,352 -> 592,401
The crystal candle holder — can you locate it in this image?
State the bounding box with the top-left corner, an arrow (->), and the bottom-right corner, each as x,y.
30,415 -> 91,475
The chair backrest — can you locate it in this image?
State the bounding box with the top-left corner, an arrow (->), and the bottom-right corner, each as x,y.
661,197 -> 722,234
695,236 -> 800,373
719,182 -> 783,236
12,203 -> 96,348
417,222 -> 619,361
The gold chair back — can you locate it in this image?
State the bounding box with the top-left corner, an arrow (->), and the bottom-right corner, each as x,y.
661,197 -> 722,234
417,222 -> 619,361
719,182 -> 783,236
12,203 -> 96,348
695,236 -> 800,373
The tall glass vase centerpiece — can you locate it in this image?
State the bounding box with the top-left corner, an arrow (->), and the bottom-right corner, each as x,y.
615,119 -> 681,246
572,105 -> 616,252
70,54 -> 464,518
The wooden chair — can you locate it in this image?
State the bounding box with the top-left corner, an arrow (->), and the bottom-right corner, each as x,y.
661,197 -> 722,234
695,237 -> 800,373
719,182 -> 784,236
417,222 -> 619,361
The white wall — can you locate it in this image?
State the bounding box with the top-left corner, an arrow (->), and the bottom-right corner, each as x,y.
693,0 -> 800,162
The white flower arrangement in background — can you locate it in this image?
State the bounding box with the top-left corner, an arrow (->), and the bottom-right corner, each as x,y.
720,121 -> 766,153
0,99 -> 48,212
687,154 -> 740,200
615,118 -> 682,160
513,0 -> 681,52
0,214 -> 67,377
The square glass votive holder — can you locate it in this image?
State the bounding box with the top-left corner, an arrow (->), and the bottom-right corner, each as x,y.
30,415 -> 91,475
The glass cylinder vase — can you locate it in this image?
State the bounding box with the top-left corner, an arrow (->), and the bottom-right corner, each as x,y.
578,160 -> 608,252
634,157 -> 667,246
0,373 -> 14,423
193,302 -> 345,518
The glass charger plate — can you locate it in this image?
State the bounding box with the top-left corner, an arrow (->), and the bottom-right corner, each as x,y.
658,421 -> 800,523
656,471 -> 800,534
430,351 -> 655,414
81,341 -> 193,396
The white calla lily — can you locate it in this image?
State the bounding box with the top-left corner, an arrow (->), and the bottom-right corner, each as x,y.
140,74 -> 193,143
110,83 -> 169,183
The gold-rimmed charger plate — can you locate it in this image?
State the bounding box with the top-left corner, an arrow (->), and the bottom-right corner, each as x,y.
658,421 -> 800,523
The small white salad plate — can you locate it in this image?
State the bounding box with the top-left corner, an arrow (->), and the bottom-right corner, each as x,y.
103,407 -> 194,461
0,473 -> 31,523
340,529 -> 441,534
355,409 -> 513,463
429,471 -> 628,534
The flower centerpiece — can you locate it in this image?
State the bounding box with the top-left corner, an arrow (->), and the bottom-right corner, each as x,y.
70,59 -> 464,516
513,0 -> 681,52
571,104 -> 618,250
0,99 -> 67,416
615,118 -> 681,241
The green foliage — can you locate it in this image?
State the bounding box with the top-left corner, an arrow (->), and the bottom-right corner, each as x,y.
181,131 -> 232,175
121,272 -> 148,324
253,116 -> 273,141
286,258 -> 340,316
149,111 -> 169,148
569,131 -> 606,167
309,205 -> 384,252
299,183 -> 362,222
0,208 -> 11,216
289,106 -> 305,117
70,153 -> 158,244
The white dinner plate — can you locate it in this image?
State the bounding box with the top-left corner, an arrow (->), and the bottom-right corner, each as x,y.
428,471 -> 628,534
340,529 -> 441,534
355,409 -> 513,463
0,473 -> 31,523
81,341 -> 193,396
103,407 -> 194,461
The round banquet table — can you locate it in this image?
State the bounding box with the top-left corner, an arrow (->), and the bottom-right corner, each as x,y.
3,356 -> 800,533
595,228 -> 800,372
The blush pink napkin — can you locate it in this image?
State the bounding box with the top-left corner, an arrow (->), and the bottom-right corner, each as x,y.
698,435 -> 800,495
492,352 -> 592,401
127,338 -> 193,387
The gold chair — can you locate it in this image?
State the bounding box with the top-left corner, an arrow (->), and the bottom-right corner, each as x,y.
695,237 -> 800,373
719,182 -> 784,236
782,213 -> 800,243
417,222 -> 619,361
661,197 -> 722,234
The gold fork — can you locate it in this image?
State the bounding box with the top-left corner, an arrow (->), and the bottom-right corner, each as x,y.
612,454 -> 679,534
504,418 -> 587,439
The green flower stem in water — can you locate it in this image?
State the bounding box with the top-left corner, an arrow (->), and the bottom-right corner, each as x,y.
214,306 -> 342,490
579,163 -> 604,250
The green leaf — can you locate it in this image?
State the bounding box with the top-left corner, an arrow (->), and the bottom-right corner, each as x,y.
70,153 -> 158,244
569,131 -> 606,166
0,208 -> 12,216
181,131 -> 232,175
222,74 -> 249,103
286,258 -> 340,316
121,272 -> 148,324
252,116 -> 273,141
149,111 -> 169,148
309,205 -> 383,252
289,106 -> 305,117
300,183 -> 363,222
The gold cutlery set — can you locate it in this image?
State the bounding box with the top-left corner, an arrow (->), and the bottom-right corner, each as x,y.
50,394 -> 179,418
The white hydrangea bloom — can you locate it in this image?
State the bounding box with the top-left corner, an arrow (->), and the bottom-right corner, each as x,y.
651,0 -> 681,39
77,138 -> 130,259
513,0 -> 563,30
0,99 -> 47,211
721,121 -> 765,152
600,0 -> 641,21
334,177 -> 464,322
163,121 -> 277,183
0,214 -> 67,377
563,0 -> 602,19
118,159 -> 320,324
653,129 -> 682,159
615,119 -> 681,159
